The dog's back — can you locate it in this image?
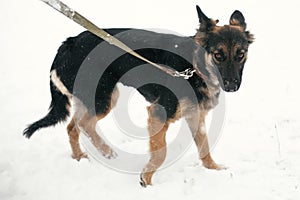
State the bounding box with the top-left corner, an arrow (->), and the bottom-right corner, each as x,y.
24,29 -> 208,135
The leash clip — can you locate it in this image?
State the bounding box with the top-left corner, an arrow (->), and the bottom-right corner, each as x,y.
174,68 -> 196,79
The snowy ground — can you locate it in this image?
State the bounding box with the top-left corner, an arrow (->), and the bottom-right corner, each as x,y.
1,0 -> 300,199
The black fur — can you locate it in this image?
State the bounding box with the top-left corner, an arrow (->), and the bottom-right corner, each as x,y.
53,29 -> 210,118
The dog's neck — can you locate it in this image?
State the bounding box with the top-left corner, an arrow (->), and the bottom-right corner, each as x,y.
192,45 -> 221,110
193,46 -> 220,87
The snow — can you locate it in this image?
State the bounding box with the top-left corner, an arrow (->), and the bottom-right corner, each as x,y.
1,0 -> 300,199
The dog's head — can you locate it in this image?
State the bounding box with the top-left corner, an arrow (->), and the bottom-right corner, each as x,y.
195,6 -> 254,92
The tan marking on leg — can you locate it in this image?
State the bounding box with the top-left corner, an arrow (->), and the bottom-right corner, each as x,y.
67,117 -> 88,161
110,86 -> 119,110
186,110 -> 224,170
75,87 -> 119,159
78,112 -> 117,159
96,86 -> 119,121
140,104 -> 171,187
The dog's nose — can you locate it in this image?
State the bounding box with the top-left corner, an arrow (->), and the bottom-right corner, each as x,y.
224,78 -> 239,92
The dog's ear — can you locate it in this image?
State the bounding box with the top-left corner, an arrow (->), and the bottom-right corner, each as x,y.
230,10 -> 254,44
196,6 -> 217,32
230,10 -> 246,30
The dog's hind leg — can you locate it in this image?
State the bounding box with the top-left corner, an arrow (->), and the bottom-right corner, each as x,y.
74,87 -> 119,159
140,103 -> 170,187
186,111 -> 225,170
67,115 -> 88,161
76,112 -> 117,159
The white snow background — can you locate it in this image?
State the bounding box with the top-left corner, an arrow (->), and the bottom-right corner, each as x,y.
0,0 -> 300,199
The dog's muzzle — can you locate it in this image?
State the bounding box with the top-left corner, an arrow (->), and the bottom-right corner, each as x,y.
223,78 -> 240,92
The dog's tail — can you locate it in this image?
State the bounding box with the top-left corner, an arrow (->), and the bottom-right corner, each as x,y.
23,77 -> 70,138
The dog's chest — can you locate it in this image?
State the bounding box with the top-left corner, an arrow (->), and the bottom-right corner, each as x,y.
179,85 -> 220,118
200,84 -> 220,111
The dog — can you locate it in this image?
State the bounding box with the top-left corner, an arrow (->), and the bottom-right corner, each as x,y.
23,6 -> 254,187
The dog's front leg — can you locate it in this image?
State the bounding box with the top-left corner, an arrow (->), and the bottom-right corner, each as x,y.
185,111 -> 224,170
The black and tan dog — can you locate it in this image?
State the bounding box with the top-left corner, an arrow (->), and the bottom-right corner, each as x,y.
23,6 -> 253,186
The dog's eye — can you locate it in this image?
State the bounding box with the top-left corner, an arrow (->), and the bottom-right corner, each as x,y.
238,53 -> 244,59
214,53 -> 224,62
237,51 -> 245,61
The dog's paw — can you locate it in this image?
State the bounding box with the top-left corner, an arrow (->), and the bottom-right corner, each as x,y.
103,150 -> 118,159
139,173 -> 149,188
203,161 -> 227,170
72,152 -> 88,161
201,155 -> 227,170
139,173 -> 153,187
215,164 -> 228,170
139,175 -> 147,188
99,144 -> 118,159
